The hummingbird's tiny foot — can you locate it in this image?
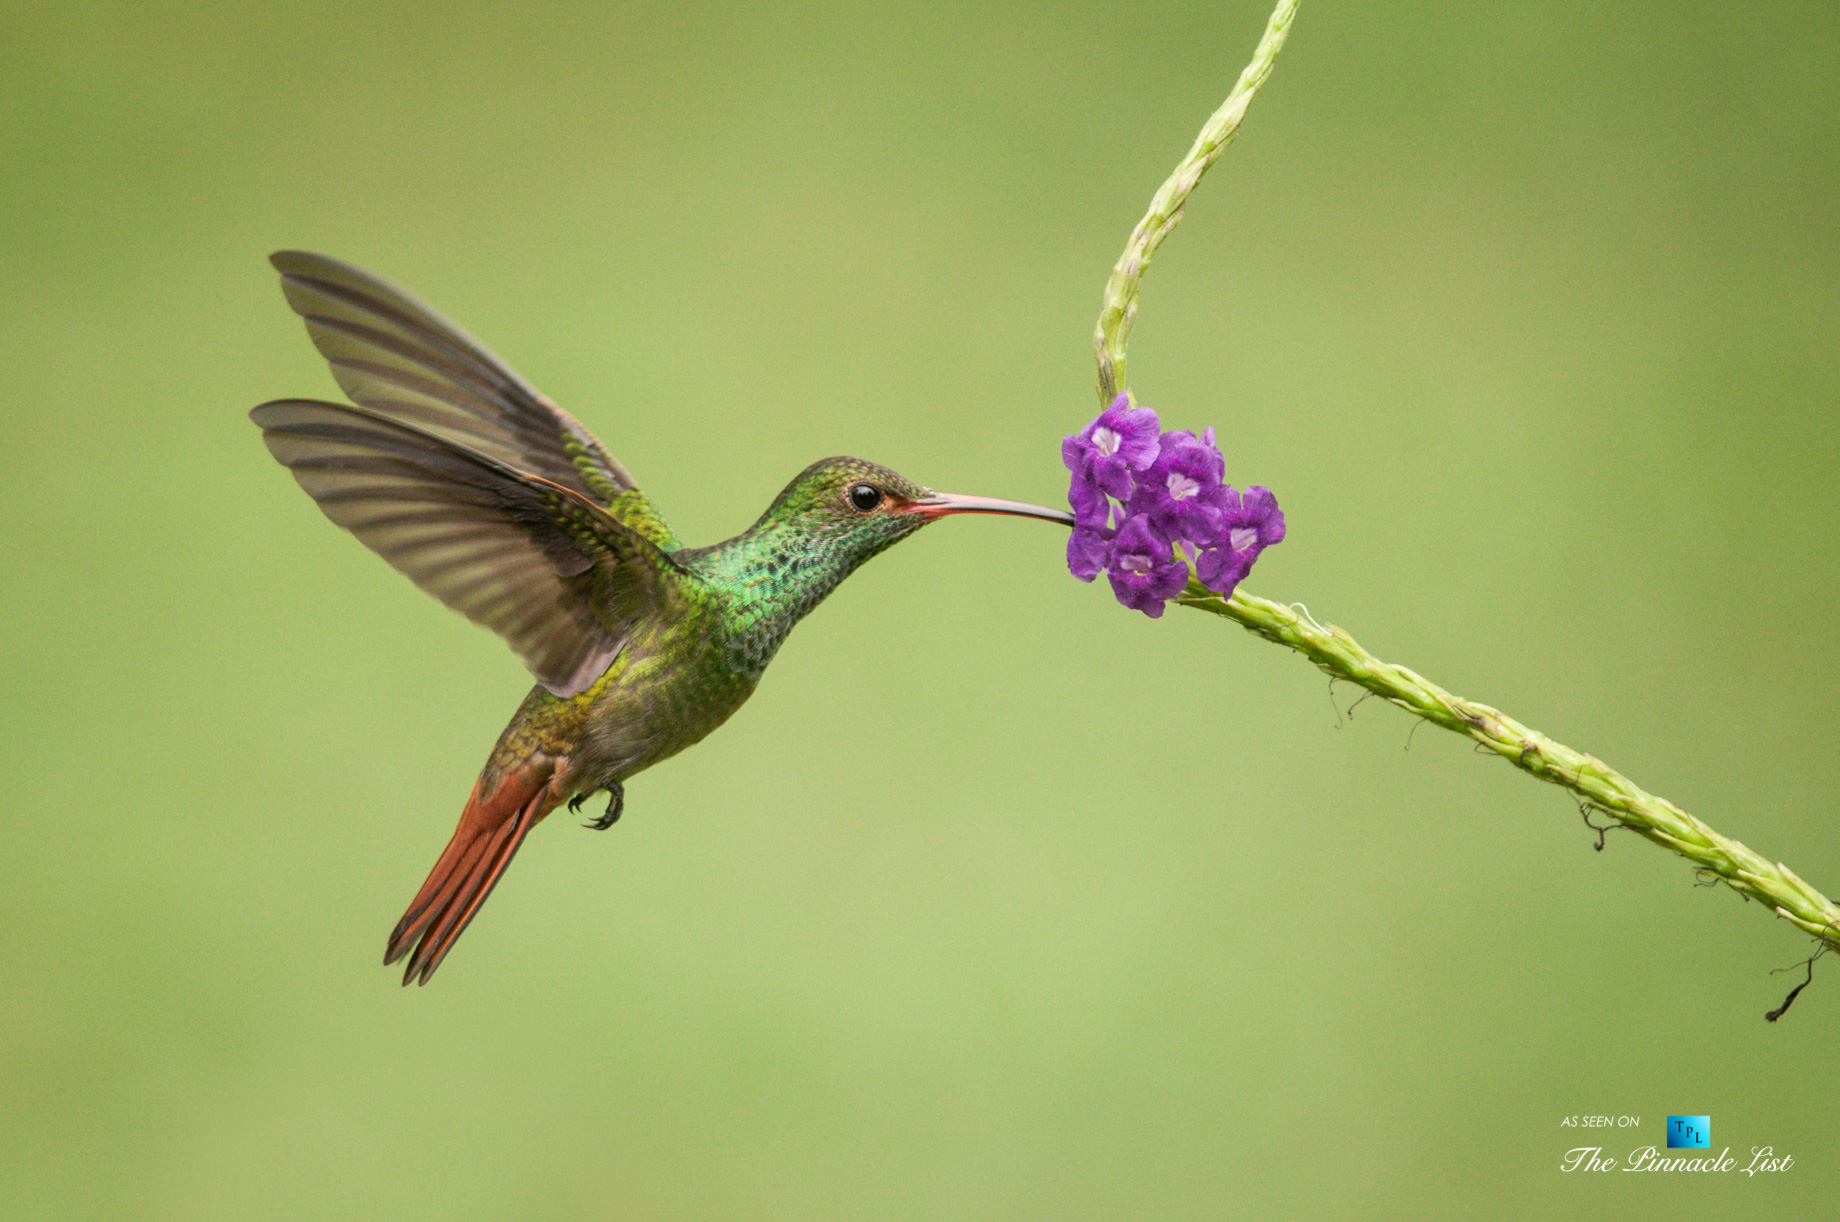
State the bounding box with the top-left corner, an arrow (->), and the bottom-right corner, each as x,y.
567,792 -> 588,815
586,783 -> 624,831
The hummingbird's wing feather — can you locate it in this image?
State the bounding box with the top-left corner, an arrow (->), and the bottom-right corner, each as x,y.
268,251 -> 681,551
251,398 -> 683,698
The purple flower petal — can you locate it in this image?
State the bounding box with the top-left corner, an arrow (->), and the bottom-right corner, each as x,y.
1066,525 -> 1113,581
1067,472 -> 1112,529
1195,545 -> 1254,595
1062,397 -> 1162,502
1239,485 -> 1286,547
1107,570 -> 1168,617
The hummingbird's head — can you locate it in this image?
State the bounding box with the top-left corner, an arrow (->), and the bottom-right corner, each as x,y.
714,458 -> 1073,669
759,456 -> 1074,561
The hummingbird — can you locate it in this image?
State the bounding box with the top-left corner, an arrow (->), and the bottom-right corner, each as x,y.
251,251 -> 1074,985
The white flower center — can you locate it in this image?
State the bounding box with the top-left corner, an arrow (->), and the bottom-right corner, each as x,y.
1092,427 -> 1122,457
1229,526 -> 1258,551
1116,552 -> 1152,574
1166,473 -> 1200,502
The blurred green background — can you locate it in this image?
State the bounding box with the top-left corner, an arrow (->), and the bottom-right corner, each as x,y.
3,0 -> 1837,1217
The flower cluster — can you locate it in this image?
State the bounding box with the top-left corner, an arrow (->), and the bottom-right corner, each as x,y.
1063,394 -> 1285,617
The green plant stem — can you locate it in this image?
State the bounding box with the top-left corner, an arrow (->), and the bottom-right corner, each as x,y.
1095,0 -> 1297,406
1099,0 -> 1840,955
1177,583 -> 1840,951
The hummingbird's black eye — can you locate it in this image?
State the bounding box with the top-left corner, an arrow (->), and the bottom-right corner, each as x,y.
848,483 -> 883,512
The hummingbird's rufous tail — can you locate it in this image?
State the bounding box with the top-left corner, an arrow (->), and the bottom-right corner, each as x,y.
385,764 -> 557,985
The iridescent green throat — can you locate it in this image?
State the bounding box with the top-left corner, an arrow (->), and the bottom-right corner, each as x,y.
682,509 -> 929,675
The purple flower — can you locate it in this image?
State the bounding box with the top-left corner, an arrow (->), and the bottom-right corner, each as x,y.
1060,399 -> 1284,616
1062,394 -> 1161,503
1128,429 -> 1226,546
1066,524 -> 1113,582
1105,515 -> 1189,618
1194,544 -> 1253,596
1196,485 -> 1285,596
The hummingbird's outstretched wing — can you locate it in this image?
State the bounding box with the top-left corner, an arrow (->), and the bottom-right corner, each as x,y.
251,398 -> 683,698
267,250 -> 680,551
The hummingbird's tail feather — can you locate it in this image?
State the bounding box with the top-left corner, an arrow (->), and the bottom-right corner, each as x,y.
385,766 -> 555,985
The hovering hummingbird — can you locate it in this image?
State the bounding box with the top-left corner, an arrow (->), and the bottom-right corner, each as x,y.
251,252 -> 1074,985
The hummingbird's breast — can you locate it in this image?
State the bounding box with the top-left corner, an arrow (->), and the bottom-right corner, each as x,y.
572,601 -> 763,788
560,531 -> 862,792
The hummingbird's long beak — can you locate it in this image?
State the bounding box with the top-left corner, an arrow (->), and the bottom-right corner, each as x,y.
907,492 -> 1075,526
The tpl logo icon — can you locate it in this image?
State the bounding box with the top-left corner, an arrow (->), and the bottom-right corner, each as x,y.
1666,1116 -> 1710,1149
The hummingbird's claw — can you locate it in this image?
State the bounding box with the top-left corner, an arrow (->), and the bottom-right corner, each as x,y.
567,792 -> 588,815
585,782 -> 624,831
